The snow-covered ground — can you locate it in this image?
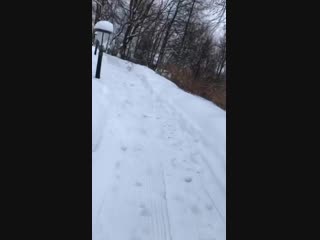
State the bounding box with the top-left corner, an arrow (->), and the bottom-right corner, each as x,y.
92,48 -> 226,240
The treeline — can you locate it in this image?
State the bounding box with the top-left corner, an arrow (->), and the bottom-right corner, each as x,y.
92,0 -> 226,109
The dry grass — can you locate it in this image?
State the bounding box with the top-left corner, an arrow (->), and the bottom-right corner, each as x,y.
163,65 -> 226,110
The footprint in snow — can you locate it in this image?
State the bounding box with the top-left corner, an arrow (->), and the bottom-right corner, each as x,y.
139,205 -> 151,217
184,177 -> 193,183
121,146 -> 127,151
135,182 -> 142,187
206,204 -> 213,211
115,161 -> 120,169
190,205 -> 201,215
171,158 -> 177,168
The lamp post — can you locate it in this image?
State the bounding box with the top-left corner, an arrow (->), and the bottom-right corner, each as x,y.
94,32 -> 99,55
94,21 -> 113,79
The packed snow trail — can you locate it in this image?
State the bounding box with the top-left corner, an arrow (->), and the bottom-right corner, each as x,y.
92,48 -> 226,240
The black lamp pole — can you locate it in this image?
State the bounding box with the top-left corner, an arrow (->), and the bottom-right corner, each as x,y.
95,33 -> 105,79
94,39 -> 99,55
95,45 -> 103,79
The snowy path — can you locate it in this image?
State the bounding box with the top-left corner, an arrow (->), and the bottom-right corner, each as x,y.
92,49 -> 226,240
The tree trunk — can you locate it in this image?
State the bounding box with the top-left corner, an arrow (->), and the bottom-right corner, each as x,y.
155,0 -> 182,70
178,0 -> 196,60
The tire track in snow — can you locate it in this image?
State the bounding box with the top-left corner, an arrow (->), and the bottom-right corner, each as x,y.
160,163 -> 173,240
137,84 -> 173,240
106,70 -> 172,240
139,133 -> 172,240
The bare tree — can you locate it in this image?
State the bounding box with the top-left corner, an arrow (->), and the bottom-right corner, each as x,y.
92,0 -> 226,108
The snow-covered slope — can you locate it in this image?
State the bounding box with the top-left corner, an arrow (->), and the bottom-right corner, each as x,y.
92,48 -> 226,240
